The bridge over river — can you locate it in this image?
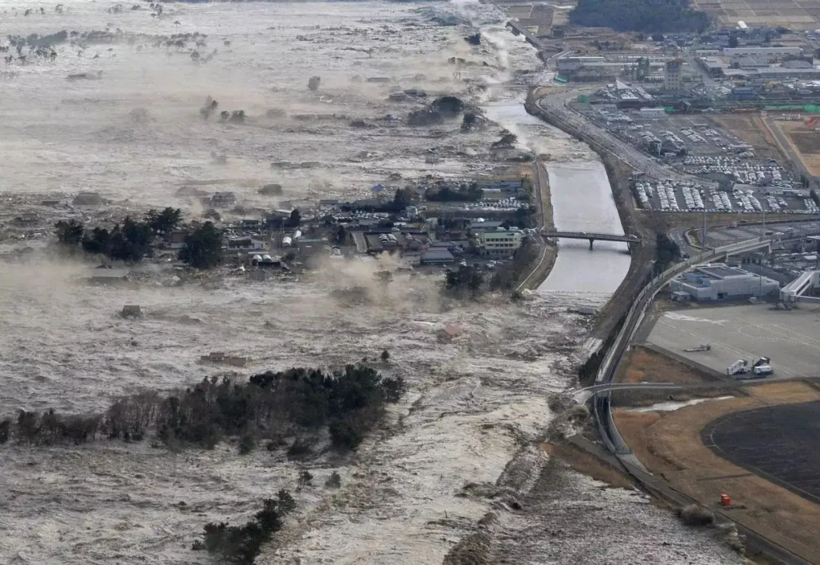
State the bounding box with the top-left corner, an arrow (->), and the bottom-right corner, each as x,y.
541,229 -> 640,250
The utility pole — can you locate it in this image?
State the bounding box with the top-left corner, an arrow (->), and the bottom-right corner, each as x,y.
759,207 -> 766,298
701,204 -> 706,257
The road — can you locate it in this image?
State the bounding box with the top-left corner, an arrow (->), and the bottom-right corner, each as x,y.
763,116 -> 814,182
534,90 -> 716,187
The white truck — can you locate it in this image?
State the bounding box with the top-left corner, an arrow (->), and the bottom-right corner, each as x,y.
726,359 -> 749,376
752,357 -> 773,376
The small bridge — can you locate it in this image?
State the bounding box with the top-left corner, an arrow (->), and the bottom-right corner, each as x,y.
541,229 -> 640,250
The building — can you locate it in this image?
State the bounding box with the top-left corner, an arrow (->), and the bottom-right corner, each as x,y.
722,46 -> 802,61
476,229 -> 523,258
664,59 -> 683,91
639,107 -> 666,118
210,192 -> 236,208
698,57 -> 724,77
84,267 -> 130,284
73,192 -> 102,206
420,248 -> 455,265
670,264 -> 779,301
227,237 -> 266,252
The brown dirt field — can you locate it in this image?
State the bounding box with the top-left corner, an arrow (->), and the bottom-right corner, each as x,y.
544,442 -> 635,489
615,381 -> 820,564
773,121 -> 820,177
712,115 -> 784,161
617,346 -> 712,385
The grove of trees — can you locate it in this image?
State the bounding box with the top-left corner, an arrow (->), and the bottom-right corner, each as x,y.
54,207 -> 183,263
445,265 -> 484,299
569,0 -> 710,33
1,363 -> 404,453
425,184 -> 483,203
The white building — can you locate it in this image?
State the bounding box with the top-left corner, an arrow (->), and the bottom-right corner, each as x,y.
477,229 -> 523,258
639,107 -> 666,118
670,264 -> 779,301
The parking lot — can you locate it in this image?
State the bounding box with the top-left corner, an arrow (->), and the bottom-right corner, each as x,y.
632,178 -> 816,214
645,304 -> 820,379
581,107 -> 751,157
576,106 -> 820,215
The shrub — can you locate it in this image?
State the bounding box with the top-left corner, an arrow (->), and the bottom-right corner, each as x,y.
325,471 -> 342,489
239,432 -> 256,455
0,418 -> 10,444
286,438 -> 313,459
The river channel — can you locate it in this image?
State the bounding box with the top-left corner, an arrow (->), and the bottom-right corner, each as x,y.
483,98 -> 631,296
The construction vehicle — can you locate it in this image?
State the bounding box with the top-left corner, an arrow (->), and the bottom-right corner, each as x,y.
726,359 -> 749,376
684,343 -> 711,352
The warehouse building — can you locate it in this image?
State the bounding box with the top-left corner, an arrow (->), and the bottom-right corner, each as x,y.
722,46 -> 802,61
670,264 -> 779,301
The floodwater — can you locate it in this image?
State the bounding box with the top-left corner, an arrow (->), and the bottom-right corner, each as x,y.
0,3 -> 745,564
539,161 -> 632,293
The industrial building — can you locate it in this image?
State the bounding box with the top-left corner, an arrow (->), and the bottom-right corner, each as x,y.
670,264 -> 779,301
780,270 -> 820,304
722,46 -> 803,61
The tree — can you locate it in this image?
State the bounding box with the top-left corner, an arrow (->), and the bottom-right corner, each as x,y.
81,227 -> 112,256
298,469 -> 313,489
380,349 -> 390,362
108,217 -> 154,262
445,265 -> 484,298
651,33 -> 665,41
392,188 -> 411,212
655,233 -> 681,272
285,209 -> 301,228
54,219 -> 84,245
728,34 -> 739,48
335,225 -> 347,245
179,221 -> 224,269
146,207 -> 182,236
